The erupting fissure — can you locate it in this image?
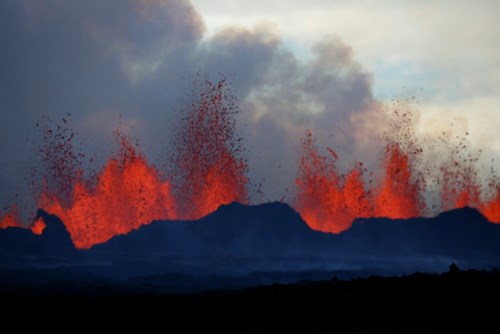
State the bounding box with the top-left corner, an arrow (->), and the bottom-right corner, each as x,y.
37,130 -> 176,249
1,81 -> 500,247
0,77 -> 248,249
294,130 -> 500,233
294,132 -> 424,234
172,77 -> 248,219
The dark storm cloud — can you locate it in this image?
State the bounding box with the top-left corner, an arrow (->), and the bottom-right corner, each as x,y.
0,0 -> 381,205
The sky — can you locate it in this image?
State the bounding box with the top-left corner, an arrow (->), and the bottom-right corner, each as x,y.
1,0 -> 499,207
191,0 -> 500,141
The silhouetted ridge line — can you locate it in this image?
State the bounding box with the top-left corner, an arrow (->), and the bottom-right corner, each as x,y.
2,203 -> 500,281
435,205 -> 490,223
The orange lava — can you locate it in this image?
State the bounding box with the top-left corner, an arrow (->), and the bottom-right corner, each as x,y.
481,188 -> 500,222
31,76 -> 248,249
294,131 -> 499,233
0,205 -> 46,235
373,144 -> 423,219
295,132 -> 372,233
173,77 -> 248,219
3,83 -> 500,246
440,161 -> 481,212
39,132 -> 176,249
31,218 -> 46,235
0,205 -> 23,229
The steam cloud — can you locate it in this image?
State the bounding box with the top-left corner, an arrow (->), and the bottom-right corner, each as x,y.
0,0 -> 382,206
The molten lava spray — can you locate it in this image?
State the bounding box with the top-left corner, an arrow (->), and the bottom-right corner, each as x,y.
374,143 -> 423,219
481,186 -> 500,222
294,115 -> 500,233
439,149 -> 481,212
38,130 -> 175,249
2,83 -> 500,246
172,77 -> 248,219
3,77 -> 249,249
0,205 -> 23,229
0,204 -> 46,234
295,131 -> 372,233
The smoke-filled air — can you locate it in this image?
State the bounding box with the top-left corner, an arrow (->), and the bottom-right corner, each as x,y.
1,75 -> 499,249
1,0 -> 499,249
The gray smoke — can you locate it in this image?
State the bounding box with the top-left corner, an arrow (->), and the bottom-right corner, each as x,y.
0,0 -> 382,210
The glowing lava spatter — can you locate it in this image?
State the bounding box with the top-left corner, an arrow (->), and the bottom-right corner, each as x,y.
33,114 -> 85,208
0,205 -> 23,229
437,138 -> 482,213
173,77 -> 248,219
481,187 -> 500,222
38,130 -> 176,249
295,131 -> 372,233
0,204 -> 45,234
31,218 -> 46,235
2,84 -> 500,245
374,143 -> 423,219
4,77 -> 249,249
294,131 -> 424,233
294,129 -> 500,233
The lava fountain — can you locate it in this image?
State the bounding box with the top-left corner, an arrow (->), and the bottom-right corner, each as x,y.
0,77 -> 248,249
1,81 -> 500,246
294,127 -> 500,233
172,77 -> 248,219
38,130 -> 175,249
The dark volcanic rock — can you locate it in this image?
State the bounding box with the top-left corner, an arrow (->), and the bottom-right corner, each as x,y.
0,210 -> 75,268
1,203 -> 500,281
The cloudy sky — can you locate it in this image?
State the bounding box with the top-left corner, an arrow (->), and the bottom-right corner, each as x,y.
1,0 -> 499,206
192,0 -> 500,138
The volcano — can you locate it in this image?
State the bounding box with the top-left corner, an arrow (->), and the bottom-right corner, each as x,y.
1,78 -> 500,291
1,202 -> 500,289
2,78 -> 500,256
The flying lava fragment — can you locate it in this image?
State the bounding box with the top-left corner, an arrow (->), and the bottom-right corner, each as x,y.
1,78 -> 500,248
